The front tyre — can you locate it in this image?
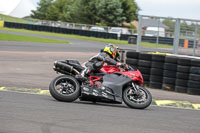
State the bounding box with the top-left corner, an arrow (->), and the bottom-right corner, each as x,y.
49,75 -> 80,102
123,86 -> 152,109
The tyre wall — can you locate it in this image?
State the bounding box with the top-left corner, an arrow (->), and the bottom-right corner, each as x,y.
126,51 -> 200,95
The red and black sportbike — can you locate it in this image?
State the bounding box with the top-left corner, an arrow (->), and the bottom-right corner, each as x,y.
49,60 -> 152,109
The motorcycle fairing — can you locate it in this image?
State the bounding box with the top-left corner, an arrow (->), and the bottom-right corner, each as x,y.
80,73 -> 132,103
102,73 -> 132,102
81,85 -> 118,103
120,70 -> 143,85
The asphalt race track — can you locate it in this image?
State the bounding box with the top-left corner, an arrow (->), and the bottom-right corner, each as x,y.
0,30 -> 200,133
0,91 -> 200,133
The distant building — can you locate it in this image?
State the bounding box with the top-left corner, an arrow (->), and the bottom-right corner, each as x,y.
0,0 -> 39,18
124,19 -> 170,37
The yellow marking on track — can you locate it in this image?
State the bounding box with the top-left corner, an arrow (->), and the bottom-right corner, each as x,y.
0,86 -> 50,95
38,90 -> 50,95
192,104 -> 200,110
0,87 -> 6,90
155,100 -> 199,110
147,52 -> 172,55
155,100 -> 175,106
0,86 -> 199,110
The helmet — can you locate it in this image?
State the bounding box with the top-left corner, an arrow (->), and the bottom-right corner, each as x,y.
103,44 -> 119,59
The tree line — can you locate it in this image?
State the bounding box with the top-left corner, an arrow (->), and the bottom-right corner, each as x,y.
31,0 -> 139,27
163,19 -> 200,36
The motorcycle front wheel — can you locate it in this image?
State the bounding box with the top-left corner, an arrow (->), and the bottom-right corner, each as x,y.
49,75 -> 80,102
123,86 -> 152,109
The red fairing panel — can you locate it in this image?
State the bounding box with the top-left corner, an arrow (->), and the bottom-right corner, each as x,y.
120,70 -> 143,85
100,65 -> 120,74
100,65 -> 143,85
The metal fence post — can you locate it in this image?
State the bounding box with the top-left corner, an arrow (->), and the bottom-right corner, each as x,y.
173,19 -> 181,54
156,19 -> 160,51
193,22 -> 198,56
136,15 -> 143,52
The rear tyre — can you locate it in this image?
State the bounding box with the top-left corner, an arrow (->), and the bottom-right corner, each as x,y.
123,86 -> 152,109
49,75 -> 80,102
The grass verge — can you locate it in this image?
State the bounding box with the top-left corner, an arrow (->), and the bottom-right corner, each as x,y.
0,14 -> 31,23
0,32 -> 70,44
0,27 -> 173,48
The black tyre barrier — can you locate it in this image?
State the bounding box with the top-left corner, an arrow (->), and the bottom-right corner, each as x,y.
139,53 -> 152,60
187,81 -> 200,88
165,56 -> 178,64
4,22 -> 121,39
190,67 -> 200,75
162,84 -> 175,91
176,72 -> 189,80
175,86 -> 187,93
142,74 -> 150,81
177,65 -> 190,73
126,51 -> 139,59
138,67 -> 151,74
126,58 -> 138,66
138,60 -> 151,67
177,58 -> 191,66
125,51 -> 200,95
149,81 -> 162,89
191,59 -> 200,67
187,88 -> 200,95
163,77 -> 176,85
150,75 -> 163,83
164,63 -> 177,71
175,79 -> 188,87
189,74 -> 200,81
151,61 -> 165,69
163,70 -> 176,78
150,68 -> 163,76
152,54 -> 166,62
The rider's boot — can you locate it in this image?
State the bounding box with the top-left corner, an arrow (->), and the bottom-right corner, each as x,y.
75,68 -> 89,81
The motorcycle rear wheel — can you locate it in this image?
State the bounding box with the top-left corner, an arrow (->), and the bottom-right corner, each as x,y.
49,75 -> 80,102
123,86 -> 152,109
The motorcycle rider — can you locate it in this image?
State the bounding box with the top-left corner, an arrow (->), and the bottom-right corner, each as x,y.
76,44 -> 127,81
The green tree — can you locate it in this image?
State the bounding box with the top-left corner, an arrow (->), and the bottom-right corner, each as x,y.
31,0 -> 139,26
31,0 -> 53,19
71,0 -> 127,26
120,0 -> 139,22
70,0 -> 97,24
46,0 -> 74,21
163,19 -> 175,32
95,0 -> 125,26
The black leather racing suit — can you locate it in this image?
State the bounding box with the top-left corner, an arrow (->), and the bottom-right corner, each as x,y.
84,52 -> 117,74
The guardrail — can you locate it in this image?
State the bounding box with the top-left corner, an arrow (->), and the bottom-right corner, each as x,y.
126,51 -> 200,95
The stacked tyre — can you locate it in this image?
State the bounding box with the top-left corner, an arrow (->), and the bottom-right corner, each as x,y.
126,51 -> 139,68
149,54 -> 166,89
175,57 -> 191,93
162,56 -> 178,91
137,53 -> 152,86
187,59 -> 200,95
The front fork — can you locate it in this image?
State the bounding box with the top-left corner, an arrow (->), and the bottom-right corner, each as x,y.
130,82 -> 142,96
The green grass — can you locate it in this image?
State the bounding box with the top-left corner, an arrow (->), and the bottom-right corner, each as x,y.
0,32 -> 70,44
0,14 -> 31,23
0,27 -> 173,48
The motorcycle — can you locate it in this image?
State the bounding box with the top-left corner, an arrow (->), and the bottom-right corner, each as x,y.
49,60 -> 152,109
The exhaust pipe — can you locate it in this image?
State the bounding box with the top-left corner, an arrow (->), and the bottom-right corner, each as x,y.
54,61 -> 77,74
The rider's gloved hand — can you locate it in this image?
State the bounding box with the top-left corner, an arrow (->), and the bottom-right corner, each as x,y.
117,63 -> 129,69
123,64 -> 129,70
116,62 -> 123,67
